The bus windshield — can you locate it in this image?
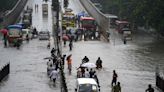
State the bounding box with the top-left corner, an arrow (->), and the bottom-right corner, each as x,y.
82,20 -> 95,25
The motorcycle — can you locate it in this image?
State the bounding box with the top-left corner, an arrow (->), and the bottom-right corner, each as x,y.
96,63 -> 102,69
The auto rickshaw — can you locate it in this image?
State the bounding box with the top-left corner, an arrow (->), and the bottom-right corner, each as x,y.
7,24 -> 23,46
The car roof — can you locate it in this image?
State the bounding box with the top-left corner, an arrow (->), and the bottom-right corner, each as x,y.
77,78 -> 97,85
80,17 -> 95,20
105,14 -> 118,18
22,29 -> 30,31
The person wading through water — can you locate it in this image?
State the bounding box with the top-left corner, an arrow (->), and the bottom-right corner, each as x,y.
111,70 -> 118,86
66,54 -> 72,74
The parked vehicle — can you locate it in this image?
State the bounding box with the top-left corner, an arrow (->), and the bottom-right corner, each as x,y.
75,78 -> 100,92
38,31 -> 50,40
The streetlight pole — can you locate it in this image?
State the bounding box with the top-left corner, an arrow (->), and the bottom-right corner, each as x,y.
52,0 -> 60,55
118,0 -> 122,20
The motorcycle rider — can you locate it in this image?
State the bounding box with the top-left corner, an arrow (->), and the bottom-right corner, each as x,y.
82,56 -> 89,64
96,57 -> 102,69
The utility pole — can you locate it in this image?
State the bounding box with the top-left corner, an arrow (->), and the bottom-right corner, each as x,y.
118,0 -> 122,20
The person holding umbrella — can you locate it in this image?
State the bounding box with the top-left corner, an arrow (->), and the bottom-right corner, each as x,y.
62,34 -> 69,47
0,28 -> 8,47
66,54 -> 72,74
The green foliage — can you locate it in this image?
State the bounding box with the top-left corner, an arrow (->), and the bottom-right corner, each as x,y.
99,0 -> 164,32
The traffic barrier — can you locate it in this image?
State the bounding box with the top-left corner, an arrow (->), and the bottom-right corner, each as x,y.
0,0 -> 28,27
156,75 -> 164,91
155,66 -> 164,91
0,63 -> 10,82
60,62 -> 68,92
79,0 -> 110,40
57,39 -> 68,92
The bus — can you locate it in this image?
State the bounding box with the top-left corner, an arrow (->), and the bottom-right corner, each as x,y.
115,20 -> 132,40
80,16 -> 97,30
115,20 -> 130,33
62,12 -> 75,28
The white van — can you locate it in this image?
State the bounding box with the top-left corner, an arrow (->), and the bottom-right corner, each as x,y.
22,29 -> 32,40
75,78 -> 100,92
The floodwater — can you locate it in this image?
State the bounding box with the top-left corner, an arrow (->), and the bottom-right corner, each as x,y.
0,0 -> 60,92
62,0 -> 164,92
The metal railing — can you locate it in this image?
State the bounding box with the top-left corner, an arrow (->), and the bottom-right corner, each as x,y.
0,63 -> 10,82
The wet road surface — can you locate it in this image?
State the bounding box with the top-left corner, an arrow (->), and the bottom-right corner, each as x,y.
62,0 -> 164,92
0,0 -> 60,92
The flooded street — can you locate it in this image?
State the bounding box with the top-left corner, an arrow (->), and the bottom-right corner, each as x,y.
62,0 -> 164,92
0,0 -> 60,92
0,0 -> 164,92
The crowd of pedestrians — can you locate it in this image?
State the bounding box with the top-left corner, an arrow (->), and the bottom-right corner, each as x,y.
62,27 -> 100,51
45,43 -> 155,91
46,48 -> 60,84
45,48 -> 155,91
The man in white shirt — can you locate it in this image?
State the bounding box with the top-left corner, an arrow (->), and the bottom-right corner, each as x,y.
84,69 -> 90,78
49,70 -> 59,83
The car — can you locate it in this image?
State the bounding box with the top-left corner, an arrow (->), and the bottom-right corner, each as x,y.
22,29 -> 32,40
75,78 -> 100,92
38,31 -> 50,40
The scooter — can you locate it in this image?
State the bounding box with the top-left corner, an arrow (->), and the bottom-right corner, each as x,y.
96,64 -> 102,69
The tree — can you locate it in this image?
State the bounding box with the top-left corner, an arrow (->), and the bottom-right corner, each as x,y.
99,0 -> 164,34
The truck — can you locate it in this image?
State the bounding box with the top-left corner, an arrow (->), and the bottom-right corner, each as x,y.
42,3 -> 48,16
22,8 -> 32,28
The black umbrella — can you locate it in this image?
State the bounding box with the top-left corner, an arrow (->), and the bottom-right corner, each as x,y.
43,57 -> 53,60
